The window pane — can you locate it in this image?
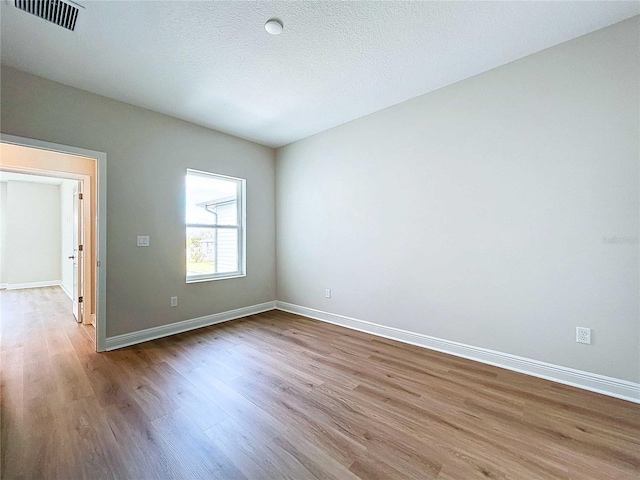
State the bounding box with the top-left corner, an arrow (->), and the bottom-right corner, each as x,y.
215,200 -> 237,225
185,169 -> 244,282
186,226 -> 238,277
186,171 -> 238,225
216,228 -> 239,273
186,227 -> 216,277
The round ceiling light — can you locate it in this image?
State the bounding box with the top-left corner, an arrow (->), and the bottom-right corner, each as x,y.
265,19 -> 283,35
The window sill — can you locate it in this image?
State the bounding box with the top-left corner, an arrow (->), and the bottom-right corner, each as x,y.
186,273 -> 246,284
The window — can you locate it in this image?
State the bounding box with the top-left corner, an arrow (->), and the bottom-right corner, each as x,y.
185,169 -> 245,282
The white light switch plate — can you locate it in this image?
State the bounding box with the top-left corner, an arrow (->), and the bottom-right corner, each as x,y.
137,236 -> 150,247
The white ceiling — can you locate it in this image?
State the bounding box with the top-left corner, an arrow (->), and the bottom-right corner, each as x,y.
1,1 -> 638,148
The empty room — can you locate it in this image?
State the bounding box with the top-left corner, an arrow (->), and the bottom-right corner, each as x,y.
1,1 -> 638,479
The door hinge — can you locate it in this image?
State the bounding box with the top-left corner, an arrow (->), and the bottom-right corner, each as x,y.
78,296 -> 83,303
78,193 -> 83,200
78,245 -> 83,252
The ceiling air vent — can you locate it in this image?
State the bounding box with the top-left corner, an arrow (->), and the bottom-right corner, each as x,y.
15,0 -> 81,31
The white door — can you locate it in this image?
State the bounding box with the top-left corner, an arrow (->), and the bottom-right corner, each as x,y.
71,183 -> 84,323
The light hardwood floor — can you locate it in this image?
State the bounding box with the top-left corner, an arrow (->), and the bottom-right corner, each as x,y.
1,287 -> 639,479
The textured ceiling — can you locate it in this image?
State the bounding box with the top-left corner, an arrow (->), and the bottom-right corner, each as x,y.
1,1 -> 638,148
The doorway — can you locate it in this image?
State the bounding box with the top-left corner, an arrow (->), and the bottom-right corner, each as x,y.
0,135 -> 106,351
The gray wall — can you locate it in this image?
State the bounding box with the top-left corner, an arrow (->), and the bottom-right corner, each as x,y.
276,18 -> 639,382
4,181 -> 61,285
1,67 -> 276,337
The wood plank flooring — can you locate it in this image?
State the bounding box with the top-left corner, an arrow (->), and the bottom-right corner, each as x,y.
1,287 -> 639,479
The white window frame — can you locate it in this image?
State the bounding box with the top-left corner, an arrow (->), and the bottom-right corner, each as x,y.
186,169 -> 246,283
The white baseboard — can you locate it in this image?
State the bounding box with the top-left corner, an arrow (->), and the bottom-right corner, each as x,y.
6,280 -> 62,290
105,301 -> 277,351
276,301 -> 640,404
0,283 -> 7,290
60,283 -> 73,300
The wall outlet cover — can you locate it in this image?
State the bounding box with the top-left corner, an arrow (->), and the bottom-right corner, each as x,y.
576,327 -> 591,344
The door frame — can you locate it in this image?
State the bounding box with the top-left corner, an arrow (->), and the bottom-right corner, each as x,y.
1,134 -> 107,352
72,182 -> 84,323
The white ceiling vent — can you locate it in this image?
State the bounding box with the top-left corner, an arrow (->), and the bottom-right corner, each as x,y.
14,0 -> 81,31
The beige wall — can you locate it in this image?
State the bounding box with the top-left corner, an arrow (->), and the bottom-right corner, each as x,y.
276,18 -> 640,383
4,181 -> 61,285
1,68 -> 276,337
0,182 -> 7,285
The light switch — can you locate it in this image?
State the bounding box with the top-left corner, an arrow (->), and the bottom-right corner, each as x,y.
137,236 -> 150,247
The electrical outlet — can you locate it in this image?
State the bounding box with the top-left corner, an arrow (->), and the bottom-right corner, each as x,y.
325,288 -> 331,299
576,327 -> 591,344
170,297 -> 178,308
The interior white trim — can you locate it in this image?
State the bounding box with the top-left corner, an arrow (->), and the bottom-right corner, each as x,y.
276,301 -> 640,404
6,280 -> 62,290
60,283 -> 73,300
105,301 -> 276,351
1,133 -> 107,352
0,283 -> 7,290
